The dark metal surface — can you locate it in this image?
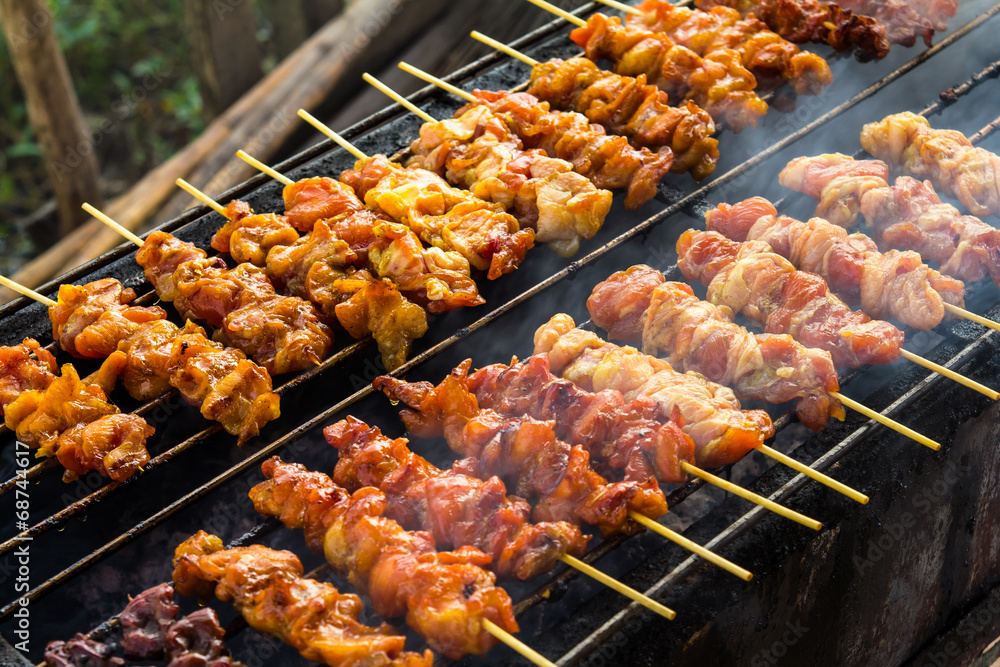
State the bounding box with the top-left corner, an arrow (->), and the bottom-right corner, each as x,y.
4,1 -> 1000,665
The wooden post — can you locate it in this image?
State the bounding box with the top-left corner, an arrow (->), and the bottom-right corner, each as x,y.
184,0 -> 264,119
0,0 -> 104,236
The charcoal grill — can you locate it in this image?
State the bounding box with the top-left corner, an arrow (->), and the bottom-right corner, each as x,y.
5,1 -> 1000,665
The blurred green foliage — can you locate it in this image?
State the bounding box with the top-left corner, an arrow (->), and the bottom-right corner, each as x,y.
0,0 -> 205,222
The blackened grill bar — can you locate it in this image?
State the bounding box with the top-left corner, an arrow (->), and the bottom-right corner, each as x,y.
6,2 -> 1000,665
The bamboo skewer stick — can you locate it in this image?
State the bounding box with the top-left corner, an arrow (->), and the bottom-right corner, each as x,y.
0,275 -> 56,307
833,391 -> 941,451
175,178 -> 227,217
945,303 -> 1000,333
680,462 -> 823,531
592,0 -> 647,15
235,150 -> 294,186
628,512 -> 753,581
82,203 -> 143,247
758,445 -> 868,504
398,62 -> 476,103
560,554 -> 676,619
524,0 -> 587,26
297,109 -> 367,161
470,31 -> 539,66
900,349 -> 999,401
483,619 -> 557,667
361,73 -> 435,123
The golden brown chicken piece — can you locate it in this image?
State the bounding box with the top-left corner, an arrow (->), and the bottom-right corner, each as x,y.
694,0 -> 890,61
326,416 -> 589,580
137,231 -> 334,375
4,362 -> 152,482
0,338 -> 57,417
374,366 -> 668,535
48,278 -> 167,359
861,112 -> 1000,218
341,156 -> 534,280
571,12 -> 769,132
407,103 -> 612,257
172,531 -> 433,667
626,1 -> 833,96
527,56 -> 719,180
249,459 -> 519,660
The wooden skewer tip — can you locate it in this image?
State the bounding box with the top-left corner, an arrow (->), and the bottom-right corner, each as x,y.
397,61 -> 476,103
592,0 -> 648,16
899,349 -> 999,401
296,109 -> 367,161
758,445 -> 869,504
560,553 -> 676,619
523,0 -> 586,26
0,275 -> 56,307
82,203 -> 143,247
469,31 -> 539,67
944,302 -> 1000,335
681,461 -> 823,531
235,150 -> 294,187
175,178 -> 227,216
628,511 -> 753,581
483,619 -> 557,667
362,72 -> 436,124
832,391 -> 942,451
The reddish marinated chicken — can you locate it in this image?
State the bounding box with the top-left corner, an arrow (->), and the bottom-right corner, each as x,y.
526,56 -> 719,180
586,267 -> 844,430
325,416 -> 589,580
249,458 -> 519,659
625,1 -> 833,96
281,176 -> 366,232
836,0 -> 950,46
0,338 -> 57,417
533,314 -> 777,463
862,112 -> 1000,218
373,369 -> 669,535
693,0 -> 890,61
779,153 -> 891,227
407,103 -> 612,257
4,362 -> 152,482
464,90 -> 675,209
172,531 -> 432,667
136,231 -> 334,374
705,197 -> 966,329
340,155 -> 534,279
570,12 -> 769,131
48,278 -> 167,358
781,154 -> 1000,287
463,355 -> 699,481
677,230 -> 905,368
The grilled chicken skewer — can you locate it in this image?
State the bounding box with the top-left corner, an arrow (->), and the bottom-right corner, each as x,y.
248,457 -> 525,661
83,204 -> 334,376
398,62 -> 678,209
179,177 -> 430,373
779,153 -> 1000,306
588,265 -> 941,449
365,73 -> 613,258
691,0 -> 891,58
464,31 -> 719,180
525,0 -> 770,131
173,531 -> 434,667
375,362 -> 822,530
327,415 -> 680,614
533,314 -> 869,504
